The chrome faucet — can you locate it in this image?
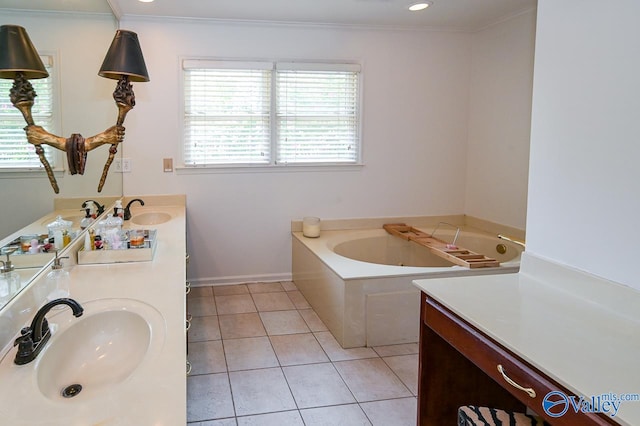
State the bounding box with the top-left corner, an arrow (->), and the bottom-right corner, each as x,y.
82,199 -> 105,216
497,234 -> 526,249
13,298 -> 83,365
124,198 -> 145,220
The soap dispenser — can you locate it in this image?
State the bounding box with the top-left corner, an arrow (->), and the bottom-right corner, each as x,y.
0,248 -> 20,304
45,251 -> 71,305
113,201 -> 124,229
80,207 -> 95,230
114,200 -> 124,219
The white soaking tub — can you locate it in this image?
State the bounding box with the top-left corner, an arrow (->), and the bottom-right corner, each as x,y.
292,226 -> 523,348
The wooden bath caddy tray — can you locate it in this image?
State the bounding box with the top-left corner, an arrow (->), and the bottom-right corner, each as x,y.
383,223 -> 500,269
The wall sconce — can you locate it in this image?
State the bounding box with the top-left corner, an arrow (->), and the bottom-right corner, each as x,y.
0,25 -> 149,193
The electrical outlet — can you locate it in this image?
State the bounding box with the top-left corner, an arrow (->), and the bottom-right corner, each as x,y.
113,158 -> 123,172
122,158 -> 132,173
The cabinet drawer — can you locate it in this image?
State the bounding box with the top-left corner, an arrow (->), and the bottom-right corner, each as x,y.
423,296 -> 616,426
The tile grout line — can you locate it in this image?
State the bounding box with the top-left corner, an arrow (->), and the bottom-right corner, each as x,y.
187,282 -> 417,425
379,355 -> 415,397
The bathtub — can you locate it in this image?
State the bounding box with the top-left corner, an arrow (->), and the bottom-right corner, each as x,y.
292,226 -> 523,348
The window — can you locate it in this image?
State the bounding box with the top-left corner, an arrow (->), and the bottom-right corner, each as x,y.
183,60 -> 361,168
0,56 -> 56,169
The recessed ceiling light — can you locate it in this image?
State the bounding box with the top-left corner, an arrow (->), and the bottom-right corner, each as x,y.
139,0 -> 154,3
409,2 -> 432,12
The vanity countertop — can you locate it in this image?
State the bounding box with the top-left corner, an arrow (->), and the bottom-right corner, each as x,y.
413,253 -> 640,426
0,196 -> 187,425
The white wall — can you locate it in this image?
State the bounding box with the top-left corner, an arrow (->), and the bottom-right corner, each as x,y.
527,0 -> 640,289
1,10 -> 538,285
465,10 -> 536,230
119,18 -> 472,284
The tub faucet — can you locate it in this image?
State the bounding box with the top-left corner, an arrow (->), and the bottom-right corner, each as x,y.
124,198 -> 145,221
82,199 -> 105,216
497,234 -> 526,249
13,298 -> 84,365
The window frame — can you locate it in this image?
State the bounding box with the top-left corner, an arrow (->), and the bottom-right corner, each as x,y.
179,57 -> 363,173
0,53 -> 63,177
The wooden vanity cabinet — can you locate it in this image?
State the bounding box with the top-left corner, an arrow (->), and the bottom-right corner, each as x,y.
417,293 -> 617,426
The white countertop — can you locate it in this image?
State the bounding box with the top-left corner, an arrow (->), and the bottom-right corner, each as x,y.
413,253 -> 640,425
0,198 -> 187,425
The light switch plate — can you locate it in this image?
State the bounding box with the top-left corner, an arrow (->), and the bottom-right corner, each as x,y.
163,158 -> 173,172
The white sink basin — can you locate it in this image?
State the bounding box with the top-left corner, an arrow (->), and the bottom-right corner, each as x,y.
40,215 -> 80,227
131,212 -> 172,225
40,209 -> 85,228
35,299 -> 165,401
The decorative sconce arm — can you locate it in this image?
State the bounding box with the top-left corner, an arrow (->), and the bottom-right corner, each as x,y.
86,126 -> 126,151
25,125 -> 124,153
24,126 -> 68,151
21,122 -> 126,192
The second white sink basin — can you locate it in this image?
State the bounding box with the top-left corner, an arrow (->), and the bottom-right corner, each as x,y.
35,298 -> 165,401
40,209 -> 84,228
131,212 -> 172,225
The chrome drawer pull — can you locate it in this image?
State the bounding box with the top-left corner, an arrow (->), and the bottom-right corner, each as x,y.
186,360 -> 192,376
185,281 -> 191,295
497,364 -> 536,398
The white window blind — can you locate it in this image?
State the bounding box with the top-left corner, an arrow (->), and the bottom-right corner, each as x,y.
183,61 -> 272,165
0,56 -> 56,169
183,59 -> 361,167
276,63 -> 360,164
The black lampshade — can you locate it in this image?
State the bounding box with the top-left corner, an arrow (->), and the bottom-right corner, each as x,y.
98,30 -> 149,82
0,25 -> 49,79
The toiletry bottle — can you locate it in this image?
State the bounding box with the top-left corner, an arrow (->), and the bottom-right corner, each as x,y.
114,200 -> 124,218
45,251 -> 71,304
29,238 -> 40,254
47,215 -> 72,250
80,207 -> 94,230
0,249 -> 21,303
84,230 -> 91,251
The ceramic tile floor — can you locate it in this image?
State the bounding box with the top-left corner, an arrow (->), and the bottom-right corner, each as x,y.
187,281 -> 419,426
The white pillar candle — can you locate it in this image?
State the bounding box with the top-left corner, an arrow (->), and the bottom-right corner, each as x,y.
302,217 -> 321,238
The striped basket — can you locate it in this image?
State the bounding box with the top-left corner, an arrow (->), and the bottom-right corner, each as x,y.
458,405 -> 551,426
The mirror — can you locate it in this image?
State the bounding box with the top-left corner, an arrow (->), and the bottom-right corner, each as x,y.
0,2 -> 122,308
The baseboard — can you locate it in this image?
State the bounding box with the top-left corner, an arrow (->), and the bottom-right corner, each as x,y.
188,272 -> 293,287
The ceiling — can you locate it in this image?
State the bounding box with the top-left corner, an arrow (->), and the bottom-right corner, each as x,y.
0,0 -> 537,31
